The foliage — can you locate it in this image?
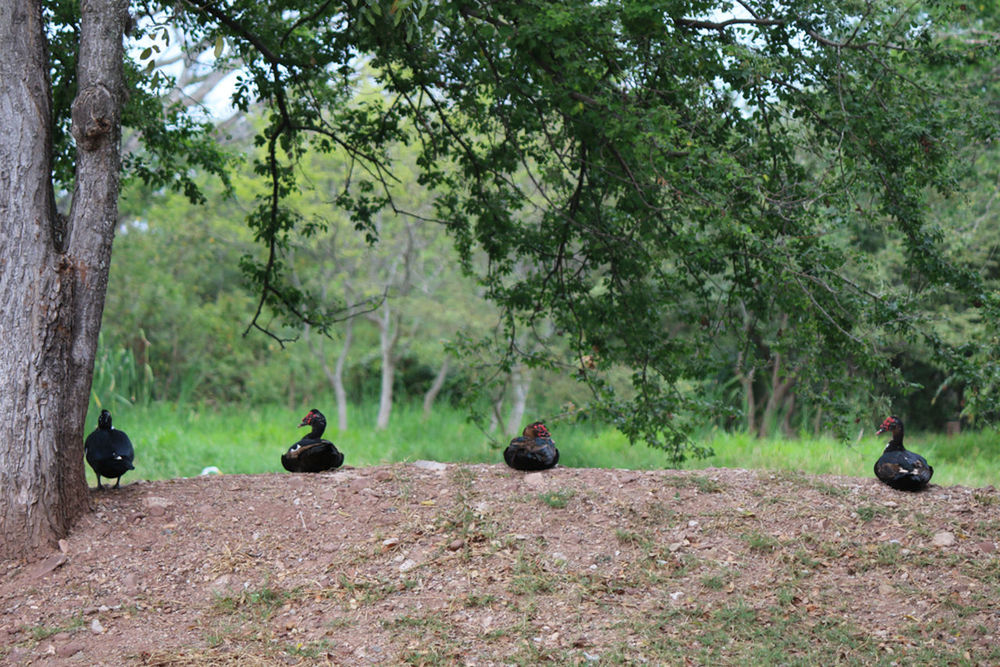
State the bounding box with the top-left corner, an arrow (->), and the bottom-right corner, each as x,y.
49,1 -> 1000,459
43,0 -> 232,206
90,333 -> 154,409
151,1 -> 998,461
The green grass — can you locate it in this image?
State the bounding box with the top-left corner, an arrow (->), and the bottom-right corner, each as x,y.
678,428 -> 1000,488
83,401 -> 1000,488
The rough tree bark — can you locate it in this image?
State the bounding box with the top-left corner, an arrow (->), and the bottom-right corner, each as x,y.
0,0 -> 127,561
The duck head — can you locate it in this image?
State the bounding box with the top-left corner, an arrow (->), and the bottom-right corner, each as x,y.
299,409 -> 327,437
875,415 -> 903,437
525,421 -> 551,439
875,415 -> 904,450
97,409 -> 113,430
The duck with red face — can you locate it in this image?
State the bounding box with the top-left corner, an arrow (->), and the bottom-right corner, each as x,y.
504,421 -> 559,471
281,409 -> 344,473
873,416 -> 933,491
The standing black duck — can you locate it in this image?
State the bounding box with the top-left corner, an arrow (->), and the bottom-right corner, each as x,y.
504,421 -> 559,471
281,409 -> 344,473
84,409 -> 135,490
874,415 -> 933,491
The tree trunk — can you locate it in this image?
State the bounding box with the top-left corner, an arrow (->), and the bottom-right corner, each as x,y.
369,301 -> 400,431
331,319 -> 354,432
0,0 -> 127,561
304,317 -> 355,432
505,365 -> 533,437
422,356 -> 449,421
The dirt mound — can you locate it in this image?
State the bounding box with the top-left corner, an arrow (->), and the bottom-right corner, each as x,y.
2,464 -> 999,665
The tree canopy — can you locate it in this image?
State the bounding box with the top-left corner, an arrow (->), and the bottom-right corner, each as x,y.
58,1 -> 1000,460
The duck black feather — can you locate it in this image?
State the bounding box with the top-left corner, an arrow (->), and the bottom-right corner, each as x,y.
504,421 -> 559,471
874,416 -> 933,491
281,409 -> 344,473
84,409 -> 135,490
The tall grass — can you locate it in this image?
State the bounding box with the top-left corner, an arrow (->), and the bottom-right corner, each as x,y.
678,428 -> 1000,488
83,401 -> 1000,488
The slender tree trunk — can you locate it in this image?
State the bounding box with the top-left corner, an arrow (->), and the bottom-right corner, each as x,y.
422,356 -> 449,420
369,301 -> 400,431
0,0 -> 127,561
505,365 -> 533,436
332,318 -> 354,432
781,392 -> 796,437
759,315 -> 793,438
304,317 -> 355,433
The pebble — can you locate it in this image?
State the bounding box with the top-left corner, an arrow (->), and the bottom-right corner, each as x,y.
90,618 -> 105,634
523,473 -> 546,487
57,642 -> 85,658
411,460 -> 448,473
932,532 -> 956,547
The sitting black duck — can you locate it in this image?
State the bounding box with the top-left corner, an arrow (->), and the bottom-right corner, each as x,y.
281,409 -> 344,473
874,415 -> 933,491
504,421 -> 559,471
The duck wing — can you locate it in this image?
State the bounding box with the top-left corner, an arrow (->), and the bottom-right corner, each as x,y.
875,450 -> 932,491
282,439 -> 344,473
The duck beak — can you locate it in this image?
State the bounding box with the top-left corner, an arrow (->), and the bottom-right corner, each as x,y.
299,417 -> 310,427
875,427 -> 886,435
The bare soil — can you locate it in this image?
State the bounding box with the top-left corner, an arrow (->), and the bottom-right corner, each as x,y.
2,463 -> 999,665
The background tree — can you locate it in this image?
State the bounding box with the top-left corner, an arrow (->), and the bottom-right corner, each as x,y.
3,0 -> 998,561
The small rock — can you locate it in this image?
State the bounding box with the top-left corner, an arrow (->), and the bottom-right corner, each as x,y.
523,472 -> 546,487
399,559 -> 418,573
411,460 -> 447,473
978,541 -> 996,554
446,539 -> 464,551
90,618 -> 105,635
374,470 -> 393,482
382,537 -> 401,550
207,574 -> 235,595
58,539 -> 69,554
57,642 -> 85,658
932,532 -> 956,547
29,553 -> 67,579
